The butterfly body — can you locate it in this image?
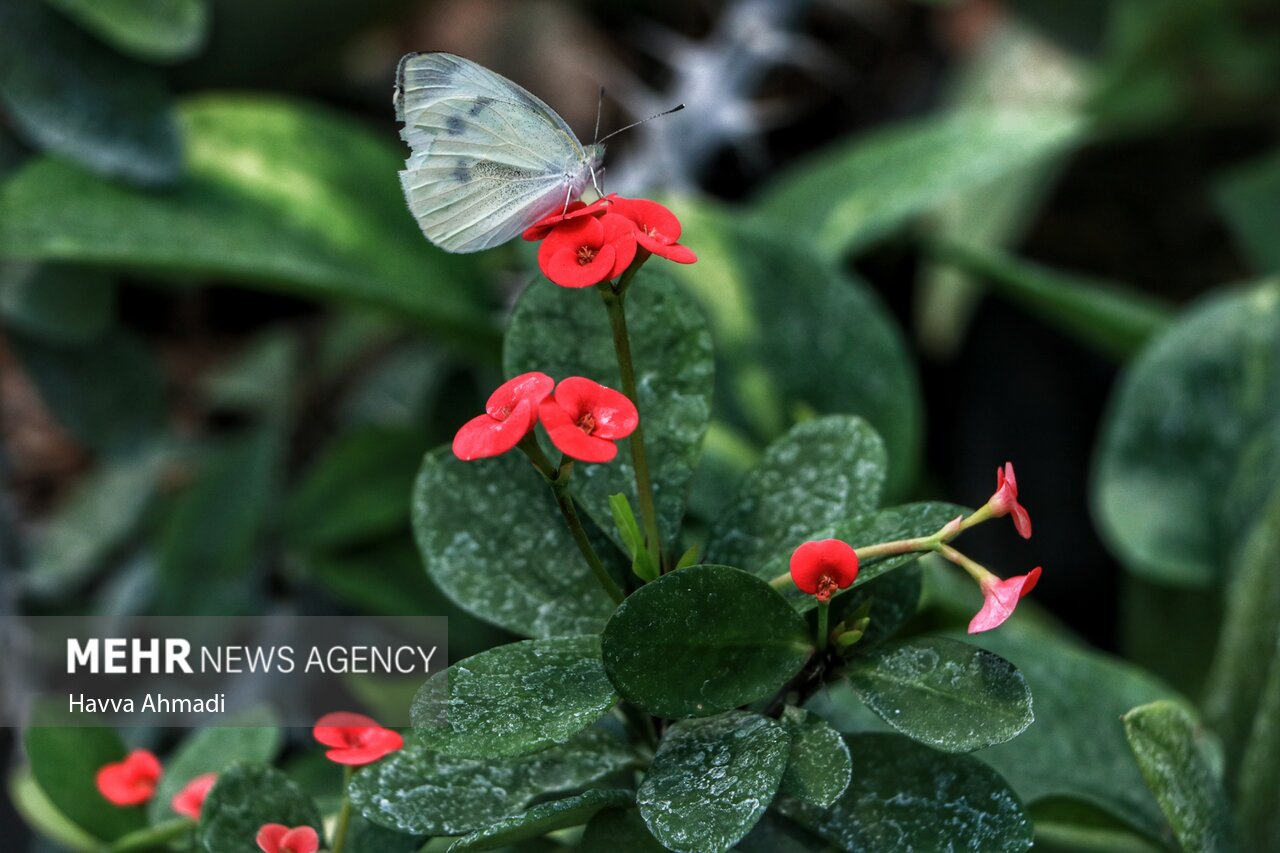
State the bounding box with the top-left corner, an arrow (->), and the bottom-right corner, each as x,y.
396,52 -> 605,253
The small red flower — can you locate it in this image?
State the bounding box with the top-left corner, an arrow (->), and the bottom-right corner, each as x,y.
313,712 -> 404,766
96,749 -> 162,806
171,772 -> 217,820
256,824 -> 320,853
610,197 -> 697,264
968,567 -> 1042,634
790,539 -> 860,603
522,197 -> 610,241
538,377 -> 639,463
452,372 -> 555,461
988,462 -> 1031,539
537,214 -> 637,288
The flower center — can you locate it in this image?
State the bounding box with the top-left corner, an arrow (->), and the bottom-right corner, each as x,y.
815,574 -> 839,603
577,413 -> 597,435
576,245 -> 597,266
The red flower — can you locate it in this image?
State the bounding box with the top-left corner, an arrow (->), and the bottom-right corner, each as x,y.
610,197 -> 697,264
96,749 -> 162,806
312,712 -> 404,766
171,772 -> 217,820
452,372 -> 554,461
968,567 -> 1042,634
988,462 -> 1031,539
537,213 -> 637,288
522,198 -> 610,241
790,539 -> 860,603
256,824 -> 320,853
538,377 -> 639,463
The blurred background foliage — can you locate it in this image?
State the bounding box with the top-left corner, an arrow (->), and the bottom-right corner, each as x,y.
1,0 -> 1279,848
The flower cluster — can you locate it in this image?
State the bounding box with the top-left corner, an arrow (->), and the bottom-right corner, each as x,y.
524,195 -> 696,288
453,372 -> 638,464
95,750 -> 216,819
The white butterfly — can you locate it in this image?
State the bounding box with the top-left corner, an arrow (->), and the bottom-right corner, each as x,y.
395,52 -> 605,254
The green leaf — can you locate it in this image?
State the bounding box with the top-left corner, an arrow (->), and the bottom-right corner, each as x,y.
579,808 -> 667,852
609,493 -> 658,582
637,711 -> 790,853
0,0 -> 180,186
753,109 -> 1084,257
669,202 -> 921,496
413,636 -> 618,759
779,707 -> 852,809
0,263 -> 115,345
1216,148 -> 1280,273
350,729 -> 633,836
926,240 -> 1172,360
412,448 -> 617,638
449,789 -> 632,851
828,563 -> 923,649
845,636 -> 1034,752
0,95 -> 491,339
778,733 -> 1034,852
24,727 -> 145,842
196,763 -> 321,853
147,710 -> 281,825
285,425 -> 426,553
601,564 -> 812,718
23,446 -> 168,597
1123,701 -> 1238,853
8,767 -> 105,852
344,817 -> 422,853
706,416 -> 886,576
503,268 -> 714,550
1236,631 -> 1280,850
1028,798 -> 1169,853
43,0 -> 208,63
1093,281 -> 1280,586
674,543 -> 699,570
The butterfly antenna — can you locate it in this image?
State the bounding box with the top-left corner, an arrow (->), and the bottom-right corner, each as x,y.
593,86 -> 605,145
596,104 -> 685,144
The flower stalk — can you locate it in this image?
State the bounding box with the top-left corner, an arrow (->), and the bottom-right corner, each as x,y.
331,766 -> 354,853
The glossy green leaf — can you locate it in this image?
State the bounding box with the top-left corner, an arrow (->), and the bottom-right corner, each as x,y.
637,712 -> 790,853
579,807 -> 667,852
344,817 -> 422,853
412,448 -> 617,638
196,763 -> 321,853
778,733 -> 1033,852
0,96 -> 490,338
0,263 -> 115,345
669,202 -> 921,496
351,729 -> 633,836
735,811 -> 831,853
0,0 -> 180,186
1216,148 -> 1280,273
24,727 -> 144,842
754,109 -> 1083,256
706,416 -> 886,575
503,269 -> 714,550
147,710 -> 281,825
43,0 -> 208,63
845,636 -> 1034,752
285,425 -> 426,553
450,789 -> 632,851
609,493 -> 658,582
1123,701 -> 1238,853
779,707 -> 852,809
927,240 -> 1172,360
1237,632 -> 1280,850
1094,281 -> 1280,586
413,636 -> 618,758
7,768 -> 100,853
601,564 -> 812,718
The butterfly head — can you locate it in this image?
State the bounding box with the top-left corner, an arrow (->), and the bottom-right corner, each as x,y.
584,143 -> 607,198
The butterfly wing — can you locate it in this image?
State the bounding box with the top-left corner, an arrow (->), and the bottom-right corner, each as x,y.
396,52 -> 596,253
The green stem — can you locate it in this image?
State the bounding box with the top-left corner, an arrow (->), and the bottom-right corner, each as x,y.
816,600 -> 830,653
599,274 -> 663,568
332,766 -> 354,853
549,460 -> 626,604
109,819 -> 193,852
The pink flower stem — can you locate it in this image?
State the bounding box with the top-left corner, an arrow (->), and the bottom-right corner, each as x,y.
331,766 -> 354,853
599,258 -> 663,570
937,544 -> 991,584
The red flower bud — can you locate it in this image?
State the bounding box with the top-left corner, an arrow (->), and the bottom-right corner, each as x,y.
96,749 -> 162,807
171,772 -> 217,820
538,377 -> 639,463
790,539 -> 859,603
968,567 -> 1041,634
988,462 -> 1031,539
452,372 -> 554,461
256,824 -> 320,853
312,712 -> 404,766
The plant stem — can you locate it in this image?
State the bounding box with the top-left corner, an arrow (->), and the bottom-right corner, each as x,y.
109,819 -> 193,853
816,600 -> 830,653
332,766 -> 354,853
599,274 -> 663,568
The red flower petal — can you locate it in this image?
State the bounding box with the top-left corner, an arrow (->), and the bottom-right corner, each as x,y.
486,372 -> 554,420
257,824 -> 320,853
599,213 -> 638,279
452,399 -> 535,461
313,712 -> 403,765
171,772 -> 217,820
521,198 -> 610,241
96,749 -> 162,806
968,567 -> 1041,634
789,539 -> 860,601
552,377 -> 639,441
989,461 -> 1031,539
539,397 -> 619,463
612,197 -> 683,243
